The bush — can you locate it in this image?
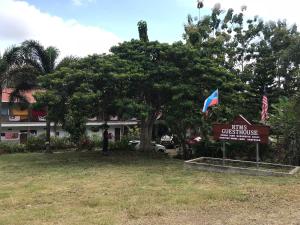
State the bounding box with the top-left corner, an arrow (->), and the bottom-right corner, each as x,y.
0,135 -> 93,154
90,135 -> 102,149
192,141 -> 222,158
26,136 -> 45,152
51,136 -> 74,150
109,137 -> 133,151
27,135 -> 75,152
0,142 -> 26,154
77,135 -> 101,150
0,135 -> 133,154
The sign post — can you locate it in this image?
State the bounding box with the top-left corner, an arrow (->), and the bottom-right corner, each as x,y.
222,142 -> 226,166
212,115 -> 269,165
256,143 -> 259,168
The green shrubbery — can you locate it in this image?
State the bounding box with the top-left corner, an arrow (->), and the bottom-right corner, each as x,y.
26,136 -> 46,152
0,135 -> 75,154
51,137 -> 74,150
0,142 -> 26,154
109,137 -> 133,151
0,134 -> 134,154
26,135 -> 75,152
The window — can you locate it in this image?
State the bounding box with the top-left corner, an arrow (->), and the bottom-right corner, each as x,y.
30,130 -> 37,135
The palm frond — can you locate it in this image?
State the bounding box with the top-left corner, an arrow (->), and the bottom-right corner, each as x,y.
6,65 -> 38,89
2,46 -> 23,67
21,40 -> 60,74
8,88 -> 30,108
21,40 -> 46,73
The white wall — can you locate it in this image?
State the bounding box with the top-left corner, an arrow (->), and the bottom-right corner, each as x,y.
1,125 -> 126,143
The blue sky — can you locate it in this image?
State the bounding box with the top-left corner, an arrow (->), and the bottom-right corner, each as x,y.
1,0 -> 299,58
24,0 -> 203,43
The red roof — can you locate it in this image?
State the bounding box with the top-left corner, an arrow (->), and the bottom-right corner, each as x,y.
2,88 -> 40,104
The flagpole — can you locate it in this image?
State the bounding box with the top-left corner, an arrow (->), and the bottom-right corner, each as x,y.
222,142 -> 226,166
256,142 -> 259,168
197,1 -> 204,21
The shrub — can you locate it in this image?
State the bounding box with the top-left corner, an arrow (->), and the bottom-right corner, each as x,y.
51,136 -> 74,150
0,142 -> 26,154
109,137 -> 133,151
90,135 -> 102,149
192,141 -> 222,158
76,135 -> 101,150
26,136 -> 45,152
27,135 -> 74,152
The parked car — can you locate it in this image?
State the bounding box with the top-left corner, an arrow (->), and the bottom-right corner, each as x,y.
160,135 -> 175,149
128,140 -> 166,153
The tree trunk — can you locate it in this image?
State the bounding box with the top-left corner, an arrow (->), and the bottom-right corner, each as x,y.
179,133 -> 190,160
45,119 -> 52,153
182,142 -> 189,160
140,117 -> 155,151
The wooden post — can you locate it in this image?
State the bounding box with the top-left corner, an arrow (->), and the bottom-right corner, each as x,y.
256,142 -> 259,168
222,142 -> 226,166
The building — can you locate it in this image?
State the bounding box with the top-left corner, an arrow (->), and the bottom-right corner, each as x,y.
0,88 -> 138,143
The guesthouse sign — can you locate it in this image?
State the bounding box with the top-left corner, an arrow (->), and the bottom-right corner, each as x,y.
212,115 -> 270,144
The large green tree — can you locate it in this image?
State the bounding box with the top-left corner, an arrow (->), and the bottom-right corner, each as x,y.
163,42 -> 244,158
36,66 -> 96,147
111,40 -> 179,151
37,54 -> 136,147
0,46 -> 39,141
18,40 -> 60,151
184,5 -> 300,122
269,94 -> 300,165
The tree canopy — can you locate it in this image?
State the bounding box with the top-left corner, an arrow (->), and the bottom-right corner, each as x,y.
2,5 -> 300,163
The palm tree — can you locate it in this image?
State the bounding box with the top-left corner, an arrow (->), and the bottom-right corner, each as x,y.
19,40 -> 60,152
0,53 -> 6,141
1,40 -> 59,149
0,46 -> 38,142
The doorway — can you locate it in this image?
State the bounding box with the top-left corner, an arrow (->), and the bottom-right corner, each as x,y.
115,128 -> 121,141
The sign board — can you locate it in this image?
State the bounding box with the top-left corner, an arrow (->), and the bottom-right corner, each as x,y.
213,115 -> 270,144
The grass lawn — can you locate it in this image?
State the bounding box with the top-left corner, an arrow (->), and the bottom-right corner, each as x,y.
0,151 -> 299,225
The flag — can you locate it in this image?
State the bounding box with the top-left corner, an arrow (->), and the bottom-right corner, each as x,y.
202,89 -> 219,113
261,89 -> 269,122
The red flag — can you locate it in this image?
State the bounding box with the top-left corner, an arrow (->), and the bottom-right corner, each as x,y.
261,90 -> 269,122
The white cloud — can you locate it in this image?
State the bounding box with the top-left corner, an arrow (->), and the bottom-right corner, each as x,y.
71,0 -> 95,6
0,0 -> 121,58
177,0 -> 300,26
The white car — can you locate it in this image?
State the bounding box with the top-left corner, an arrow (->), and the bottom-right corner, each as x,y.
160,135 -> 175,148
129,140 -> 166,153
